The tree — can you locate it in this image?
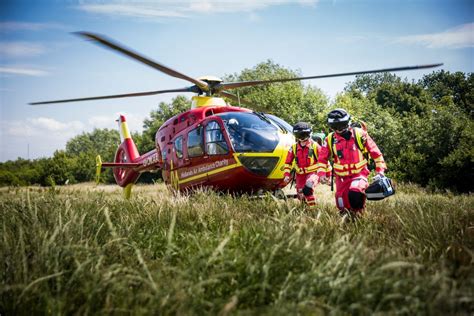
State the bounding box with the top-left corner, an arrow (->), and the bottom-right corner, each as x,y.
224,60 -> 329,128
340,71 -> 474,192
420,70 -> 473,117
65,129 -> 120,183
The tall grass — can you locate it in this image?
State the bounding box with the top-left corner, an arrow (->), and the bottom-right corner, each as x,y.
1,183 -> 473,315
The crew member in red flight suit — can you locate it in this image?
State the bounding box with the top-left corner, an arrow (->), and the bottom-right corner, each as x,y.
316,109 -> 386,215
283,122 -> 330,208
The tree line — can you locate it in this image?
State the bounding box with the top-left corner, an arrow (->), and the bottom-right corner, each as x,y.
1,61 -> 472,192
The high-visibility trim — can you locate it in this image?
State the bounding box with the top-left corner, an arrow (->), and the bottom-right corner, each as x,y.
316,161 -> 330,174
334,166 -> 366,177
305,165 -> 318,172
373,155 -> 386,170
295,167 -> 306,174
333,159 -> 367,171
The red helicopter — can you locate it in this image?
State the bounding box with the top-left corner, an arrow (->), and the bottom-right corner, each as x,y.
31,32 -> 442,198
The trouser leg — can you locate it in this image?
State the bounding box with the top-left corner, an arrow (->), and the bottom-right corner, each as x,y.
296,173 -> 317,208
348,176 -> 368,213
335,175 -> 368,214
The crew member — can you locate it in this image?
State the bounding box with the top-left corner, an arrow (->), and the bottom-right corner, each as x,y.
283,122 -> 330,208
316,109 -> 386,215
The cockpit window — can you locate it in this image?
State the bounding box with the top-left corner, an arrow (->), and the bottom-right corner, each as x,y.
205,120 -> 229,155
187,126 -> 204,157
217,112 -> 279,153
266,114 -> 293,132
174,136 -> 183,158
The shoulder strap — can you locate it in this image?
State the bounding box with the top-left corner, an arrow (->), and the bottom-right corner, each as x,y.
353,128 -> 367,153
308,142 -> 318,160
292,143 -> 299,165
327,132 -> 335,157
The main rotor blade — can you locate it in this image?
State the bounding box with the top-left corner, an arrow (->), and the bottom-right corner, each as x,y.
217,63 -> 443,90
218,91 -> 253,107
76,32 -> 209,91
30,87 -> 193,105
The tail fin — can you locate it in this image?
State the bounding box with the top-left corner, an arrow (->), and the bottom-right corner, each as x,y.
114,115 -> 141,196
95,115 -> 141,198
97,115 -> 164,198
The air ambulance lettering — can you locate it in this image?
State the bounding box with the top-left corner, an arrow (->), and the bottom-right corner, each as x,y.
180,159 -> 231,179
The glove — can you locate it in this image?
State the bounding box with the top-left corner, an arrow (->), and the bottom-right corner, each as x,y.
305,179 -> 314,188
283,173 -> 291,183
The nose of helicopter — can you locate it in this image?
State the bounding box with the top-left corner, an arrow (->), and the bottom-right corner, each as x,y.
237,156 -> 280,177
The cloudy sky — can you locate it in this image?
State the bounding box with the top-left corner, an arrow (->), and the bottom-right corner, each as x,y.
1,0 -> 472,161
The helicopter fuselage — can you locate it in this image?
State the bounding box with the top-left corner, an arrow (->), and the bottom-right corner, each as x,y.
130,96 -> 294,193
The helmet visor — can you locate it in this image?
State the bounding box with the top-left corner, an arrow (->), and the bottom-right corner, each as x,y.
328,120 -> 349,132
294,131 -> 311,140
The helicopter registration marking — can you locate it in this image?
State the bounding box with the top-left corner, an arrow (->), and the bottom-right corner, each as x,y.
143,153 -> 160,167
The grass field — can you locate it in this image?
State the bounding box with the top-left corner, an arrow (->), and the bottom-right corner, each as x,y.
1,183 -> 473,315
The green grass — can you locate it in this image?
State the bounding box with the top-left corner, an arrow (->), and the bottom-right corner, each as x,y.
1,183 -> 473,315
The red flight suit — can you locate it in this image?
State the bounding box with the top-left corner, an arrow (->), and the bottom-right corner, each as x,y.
284,139 -> 328,208
316,127 -> 386,214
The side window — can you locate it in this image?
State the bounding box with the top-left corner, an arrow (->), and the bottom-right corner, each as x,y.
187,127 -> 204,157
205,121 -> 229,155
174,136 -> 183,158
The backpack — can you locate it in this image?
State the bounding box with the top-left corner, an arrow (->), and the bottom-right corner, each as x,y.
327,127 -> 371,166
292,142 -> 318,166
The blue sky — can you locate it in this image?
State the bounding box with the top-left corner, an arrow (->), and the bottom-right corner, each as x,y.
1,0 -> 472,161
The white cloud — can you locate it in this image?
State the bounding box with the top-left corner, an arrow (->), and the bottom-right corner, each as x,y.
2,117 -> 84,138
396,23 -> 474,49
0,42 -> 46,58
78,4 -> 188,18
0,21 -> 64,32
28,117 -> 84,132
1,118 -> 83,161
76,0 -> 319,18
0,67 -> 49,77
0,114 -> 146,161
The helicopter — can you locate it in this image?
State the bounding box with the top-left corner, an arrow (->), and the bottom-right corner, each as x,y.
31,32 -> 442,198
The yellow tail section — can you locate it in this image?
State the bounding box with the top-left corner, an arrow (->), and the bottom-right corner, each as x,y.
95,155 -> 103,184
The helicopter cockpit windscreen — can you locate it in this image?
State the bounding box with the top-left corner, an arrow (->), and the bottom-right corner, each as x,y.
266,114 -> 293,133
217,112 -> 280,153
